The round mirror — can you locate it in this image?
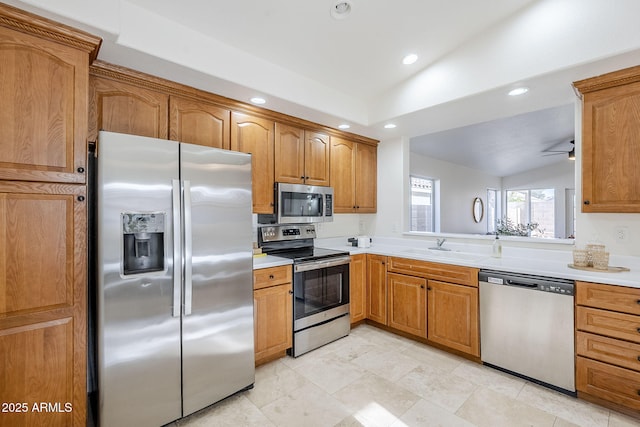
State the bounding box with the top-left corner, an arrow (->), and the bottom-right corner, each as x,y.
473,197 -> 484,223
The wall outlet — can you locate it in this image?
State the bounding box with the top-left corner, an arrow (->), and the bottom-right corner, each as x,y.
615,226 -> 629,242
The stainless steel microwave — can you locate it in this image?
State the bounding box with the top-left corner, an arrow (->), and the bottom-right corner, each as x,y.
258,183 -> 334,224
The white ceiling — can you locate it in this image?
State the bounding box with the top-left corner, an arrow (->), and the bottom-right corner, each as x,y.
7,0 -> 640,172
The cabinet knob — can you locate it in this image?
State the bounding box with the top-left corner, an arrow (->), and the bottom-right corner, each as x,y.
637,327 -> 640,334
269,274 -> 275,279
300,176 -> 305,179
420,285 -> 425,289
288,290 -> 293,295
77,167 -> 85,173
305,176 -> 309,180
583,200 -> 590,205
636,299 -> 640,305
427,286 -> 432,291
77,195 -> 85,202
637,355 -> 640,362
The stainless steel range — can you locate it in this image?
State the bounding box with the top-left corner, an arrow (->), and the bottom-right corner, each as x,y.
258,224 -> 351,357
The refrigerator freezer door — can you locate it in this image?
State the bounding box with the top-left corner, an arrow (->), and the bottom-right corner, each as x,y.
180,143 -> 255,416
97,132 -> 182,427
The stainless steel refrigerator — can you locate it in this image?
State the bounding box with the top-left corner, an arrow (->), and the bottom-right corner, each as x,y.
96,131 -> 255,427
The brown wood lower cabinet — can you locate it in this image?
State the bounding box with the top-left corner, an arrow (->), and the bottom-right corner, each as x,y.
427,280 -> 479,356
253,266 -> 292,365
349,254 -> 366,324
0,181 -> 87,427
388,273 -> 427,337
576,281 -> 640,416
366,254 -> 388,325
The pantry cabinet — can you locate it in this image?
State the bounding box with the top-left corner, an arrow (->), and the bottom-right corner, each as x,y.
253,266 -> 293,365
231,112 -> 275,214
0,8 -> 99,184
274,124 -> 330,186
0,5 -> 100,426
576,281 -> 640,415
574,65 -> 640,213
349,254 -> 367,324
330,137 -> 377,213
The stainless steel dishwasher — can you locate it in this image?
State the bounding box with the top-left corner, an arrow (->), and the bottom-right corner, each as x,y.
479,270 -> 575,394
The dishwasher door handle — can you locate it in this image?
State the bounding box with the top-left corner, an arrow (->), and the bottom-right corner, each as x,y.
506,280 -> 537,288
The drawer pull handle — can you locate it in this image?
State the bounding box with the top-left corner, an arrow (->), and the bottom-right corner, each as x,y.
269,274 -> 275,279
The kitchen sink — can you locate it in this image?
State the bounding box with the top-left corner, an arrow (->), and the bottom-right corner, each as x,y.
401,248 -> 486,262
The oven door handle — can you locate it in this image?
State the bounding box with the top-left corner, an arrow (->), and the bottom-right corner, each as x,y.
294,255 -> 351,272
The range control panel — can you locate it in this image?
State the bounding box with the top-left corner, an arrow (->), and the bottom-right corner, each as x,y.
259,224 -> 316,243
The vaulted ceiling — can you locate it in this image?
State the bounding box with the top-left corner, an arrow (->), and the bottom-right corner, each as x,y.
6,0 -> 640,171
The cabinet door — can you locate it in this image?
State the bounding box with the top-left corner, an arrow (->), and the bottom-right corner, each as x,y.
254,283 -> 292,364
0,181 -> 87,427
355,143 -> 377,212
89,76 -> 169,141
169,96 -> 230,149
388,273 -> 427,337
579,74 -> 640,212
231,112 -> 275,213
274,123 -> 305,184
330,136 -> 356,213
349,254 -> 367,324
0,26 -> 91,184
427,280 -> 479,356
366,254 -> 387,324
577,356 -> 640,411
304,131 -> 330,186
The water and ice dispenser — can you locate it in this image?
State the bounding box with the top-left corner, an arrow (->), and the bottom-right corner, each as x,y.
122,212 -> 165,275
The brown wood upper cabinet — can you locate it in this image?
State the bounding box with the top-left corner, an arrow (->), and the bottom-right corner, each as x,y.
330,136 -> 377,213
0,7 -> 100,184
169,96 -> 231,149
90,76 -> 169,141
275,124 -> 330,186
231,112 -> 275,213
574,65 -> 640,213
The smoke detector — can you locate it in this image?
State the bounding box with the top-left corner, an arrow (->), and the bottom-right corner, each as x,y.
331,1 -> 353,20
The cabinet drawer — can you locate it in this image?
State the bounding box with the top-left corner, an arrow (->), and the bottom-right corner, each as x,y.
576,306 -> 640,344
577,282 -> 640,315
388,257 -> 478,286
577,356 -> 640,411
253,266 -> 292,290
577,331 -> 640,372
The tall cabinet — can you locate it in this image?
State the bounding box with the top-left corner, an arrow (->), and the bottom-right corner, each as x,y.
0,4 -> 101,426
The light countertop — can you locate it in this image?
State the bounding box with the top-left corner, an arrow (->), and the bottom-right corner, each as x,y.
252,254 -> 292,270
314,236 -> 640,289
252,236 -> 640,288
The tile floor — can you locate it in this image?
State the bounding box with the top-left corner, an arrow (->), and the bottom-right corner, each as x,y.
172,324 -> 640,427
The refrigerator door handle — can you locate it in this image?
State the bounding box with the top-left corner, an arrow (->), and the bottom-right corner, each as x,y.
183,180 -> 193,316
172,179 -> 181,318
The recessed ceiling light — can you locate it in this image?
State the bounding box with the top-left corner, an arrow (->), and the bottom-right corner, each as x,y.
402,54 -> 418,65
384,123 -> 397,129
330,1 -> 352,20
508,87 -> 529,96
250,97 -> 266,105
338,124 -> 350,130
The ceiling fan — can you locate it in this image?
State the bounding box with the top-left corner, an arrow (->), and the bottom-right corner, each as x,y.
541,140 -> 575,159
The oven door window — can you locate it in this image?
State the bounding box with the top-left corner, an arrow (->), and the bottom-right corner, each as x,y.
281,192 -> 324,218
294,264 -> 349,320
